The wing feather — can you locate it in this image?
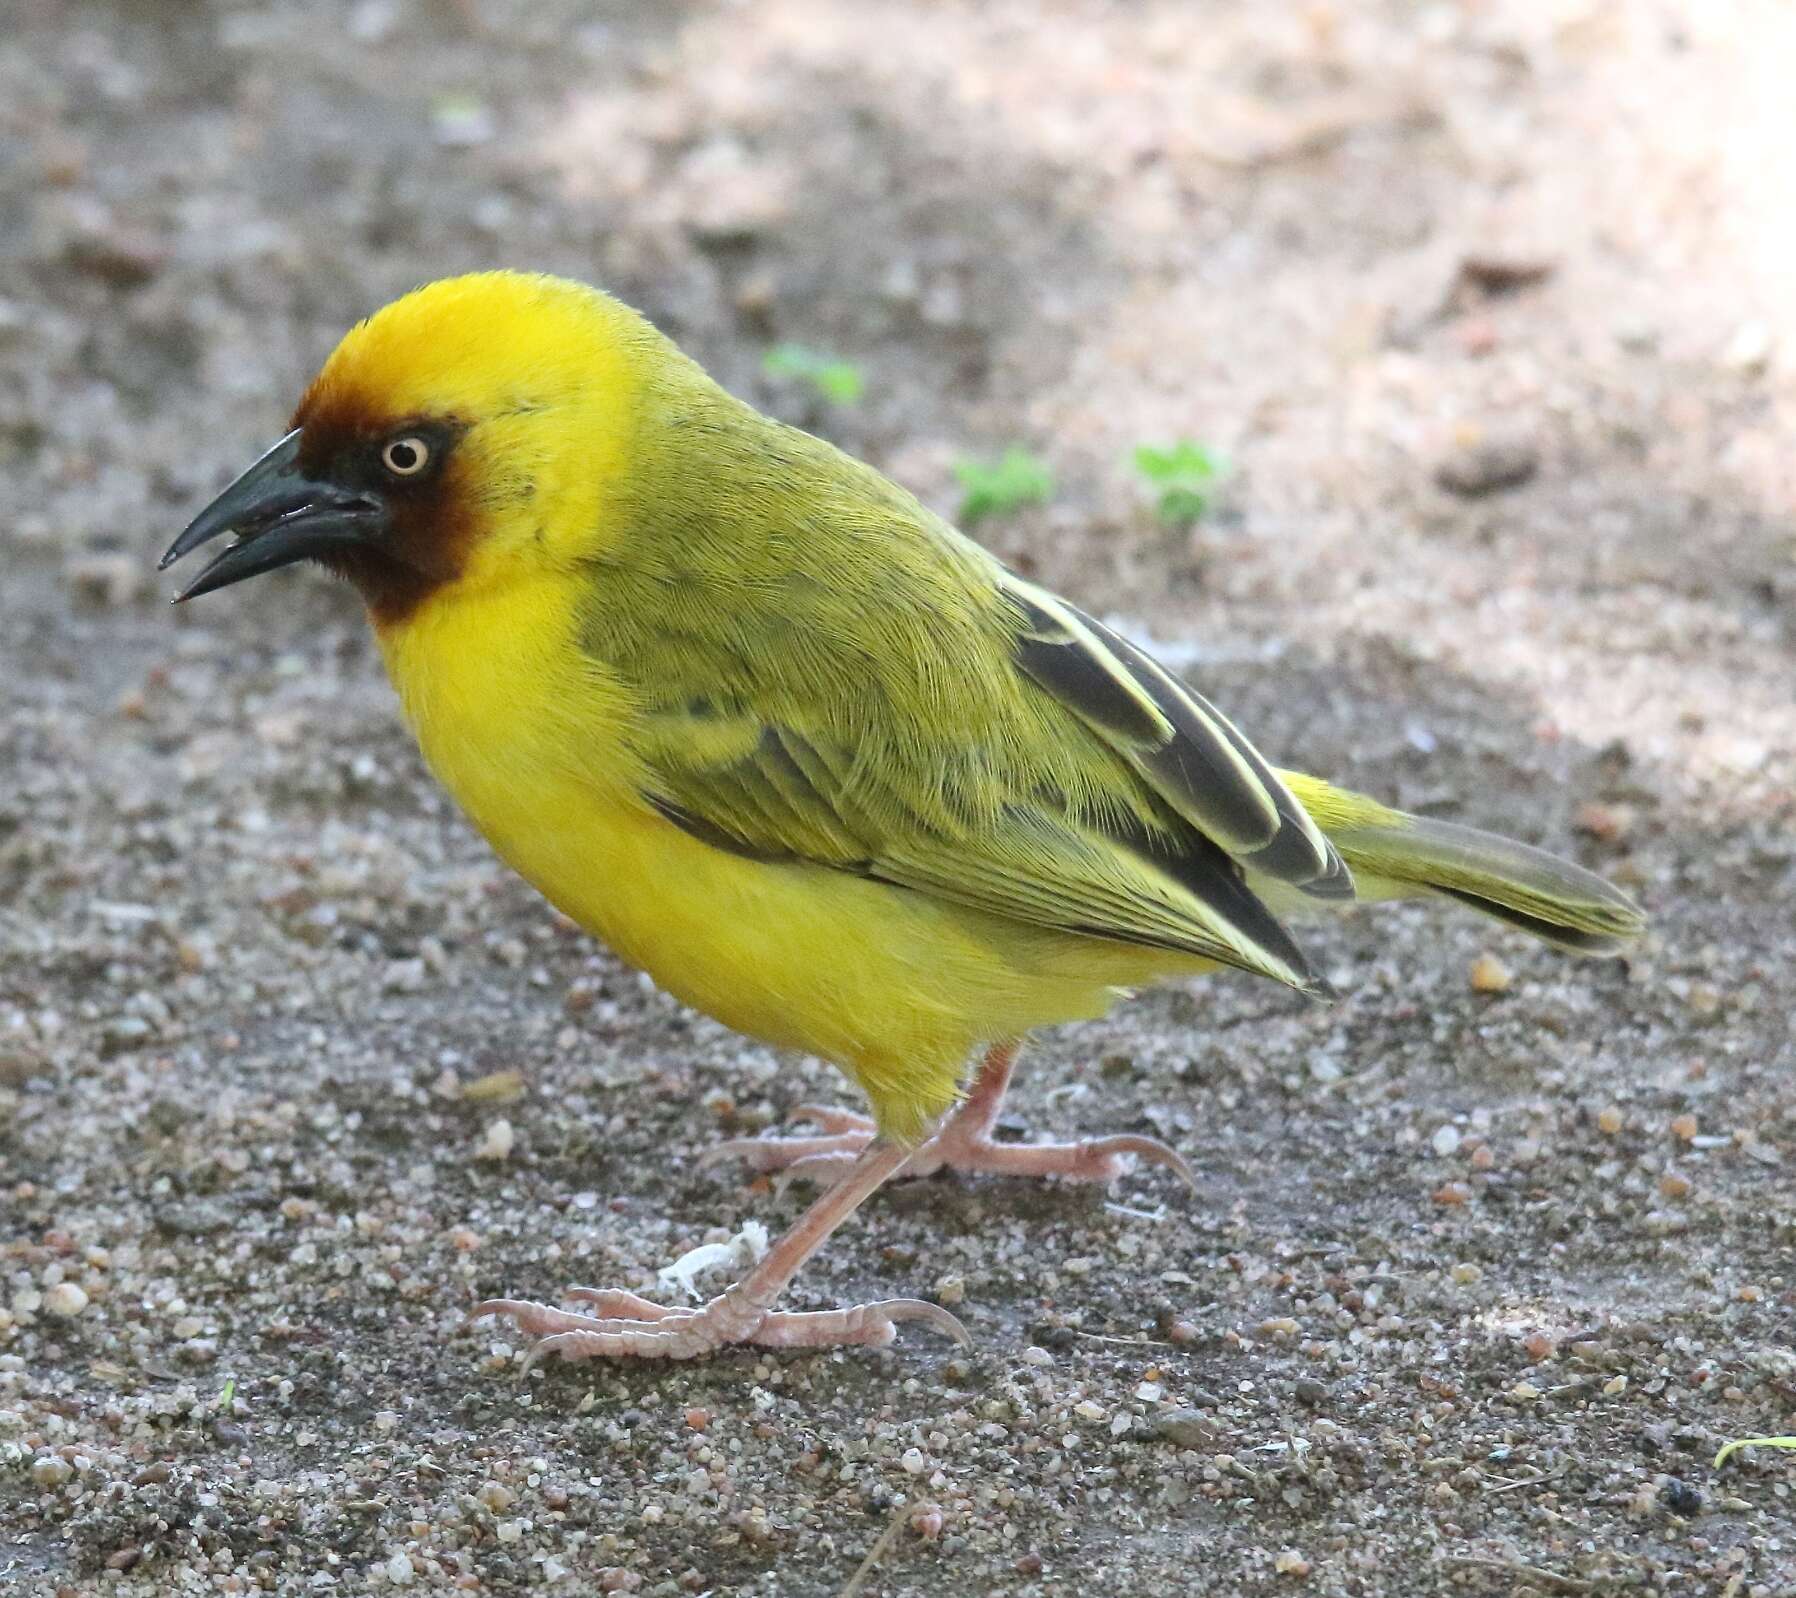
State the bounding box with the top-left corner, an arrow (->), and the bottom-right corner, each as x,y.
586,426 -> 1335,995
1000,578 -> 1348,898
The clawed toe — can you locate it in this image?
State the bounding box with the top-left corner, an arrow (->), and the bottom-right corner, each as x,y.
751,1297 -> 970,1349
698,1102 -> 878,1177
474,1284 -> 965,1362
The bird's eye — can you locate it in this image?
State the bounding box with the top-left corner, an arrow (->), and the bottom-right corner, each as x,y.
380,435 -> 431,478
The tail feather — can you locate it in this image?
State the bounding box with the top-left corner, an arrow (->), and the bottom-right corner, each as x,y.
1276,770 -> 1647,956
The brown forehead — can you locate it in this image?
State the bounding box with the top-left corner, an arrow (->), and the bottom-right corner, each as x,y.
290,384 -> 400,473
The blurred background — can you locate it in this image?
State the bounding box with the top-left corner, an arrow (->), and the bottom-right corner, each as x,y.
3,3 -> 1794,1595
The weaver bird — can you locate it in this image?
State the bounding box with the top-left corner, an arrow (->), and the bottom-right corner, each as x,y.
163,272 -> 1644,1361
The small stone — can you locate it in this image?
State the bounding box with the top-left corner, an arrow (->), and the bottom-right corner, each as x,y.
1575,802 -> 1632,842
1431,1124 -> 1462,1158
385,1551 -> 415,1586
1468,953 -> 1512,993
1658,1171 -> 1692,1201
44,1282 -> 88,1318
685,1408 -> 709,1432
462,1069 -> 525,1103
1458,251 -> 1555,293
494,1518 -> 525,1544
31,1455 -> 73,1489
934,1274 -> 965,1307
1684,982 -> 1721,1016
1434,432 -> 1538,498
1522,1331 -> 1557,1363
1604,1376 -> 1628,1396
899,1447 -> 928,1475
1433,1181 -> 1472,1207
1659,1476 -> 1703,1516
475,1118 -> 515,1161
1155,1408 -> 1218,1448
1275,1549 -> 1311,1578
1295,1378 -> 1328,1408
1597,1106 -> 1624,1135
1451,1262 -> 1483,1285
1669,1114 -> 1698,1142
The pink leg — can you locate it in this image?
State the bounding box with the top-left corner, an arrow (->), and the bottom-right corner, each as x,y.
705,1042 -> 1195,1193
474,1140 -> 968,1362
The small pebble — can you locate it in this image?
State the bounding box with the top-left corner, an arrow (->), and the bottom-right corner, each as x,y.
475,1118 -> 515,1161
1431,1124 -> 1461,1158
31,1456 -> 73,1490
1434,432 -> 1538,497
1155,1408 -> 1218,1448
43,1282 -> 88,1318
1469,954 -> 1512,993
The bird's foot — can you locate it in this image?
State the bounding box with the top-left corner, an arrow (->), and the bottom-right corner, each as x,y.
914,1122 -> 1197,1191
697,1103 -> 877,1183
474,1284 -> 967,1362
703,1102 -> 1195,1193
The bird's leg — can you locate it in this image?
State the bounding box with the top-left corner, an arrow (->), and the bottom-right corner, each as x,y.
910,1040 -> 1195,1189
705,1041 -> 1194,1191
474,1139 -> 967,1361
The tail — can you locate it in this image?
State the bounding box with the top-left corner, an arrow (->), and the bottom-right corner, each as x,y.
1275,770 -> 1646,955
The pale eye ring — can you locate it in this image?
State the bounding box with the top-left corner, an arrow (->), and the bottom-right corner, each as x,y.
380,435 -> 431,477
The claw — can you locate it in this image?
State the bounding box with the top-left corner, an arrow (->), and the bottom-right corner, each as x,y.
786,1103 -> 876,1134
1073,1133 -> 1199,1197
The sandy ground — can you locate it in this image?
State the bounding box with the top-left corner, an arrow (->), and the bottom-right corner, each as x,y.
3,2 -> 1795,1594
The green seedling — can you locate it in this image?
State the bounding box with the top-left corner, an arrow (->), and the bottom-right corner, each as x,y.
1714,1435 -> 1796,1468
762,344 -> 865,406
954,448 -> 1053,529
1131,439 -> 1228,528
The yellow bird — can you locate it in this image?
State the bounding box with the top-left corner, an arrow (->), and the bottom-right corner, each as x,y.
163,271 -> 1644,1361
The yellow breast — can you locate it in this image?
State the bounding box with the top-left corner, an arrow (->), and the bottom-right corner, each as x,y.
371,578 -> 1171,1139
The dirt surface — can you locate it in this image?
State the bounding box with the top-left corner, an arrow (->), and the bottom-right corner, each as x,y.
4,2 -> 1795,1594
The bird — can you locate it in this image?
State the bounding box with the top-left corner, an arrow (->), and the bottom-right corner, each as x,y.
162,270 -> 1645,1362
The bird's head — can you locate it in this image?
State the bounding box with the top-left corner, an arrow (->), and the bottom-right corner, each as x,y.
162,271 -> 662,625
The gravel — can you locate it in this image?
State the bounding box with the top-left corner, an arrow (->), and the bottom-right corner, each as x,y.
4,2 -> 1795,1595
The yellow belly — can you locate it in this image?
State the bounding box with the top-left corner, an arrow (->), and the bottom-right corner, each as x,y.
374,577 -> 1190,1139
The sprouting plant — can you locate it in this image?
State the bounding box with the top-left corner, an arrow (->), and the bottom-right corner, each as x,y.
953,448 -> 1054,529
217,1376 -> 236,1412
1714,1435 -> 1796,1468
762,344 -> 865,406
1130,439 -> 1229,528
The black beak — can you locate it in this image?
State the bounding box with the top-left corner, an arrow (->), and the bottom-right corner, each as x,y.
160,430 -> 388,601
